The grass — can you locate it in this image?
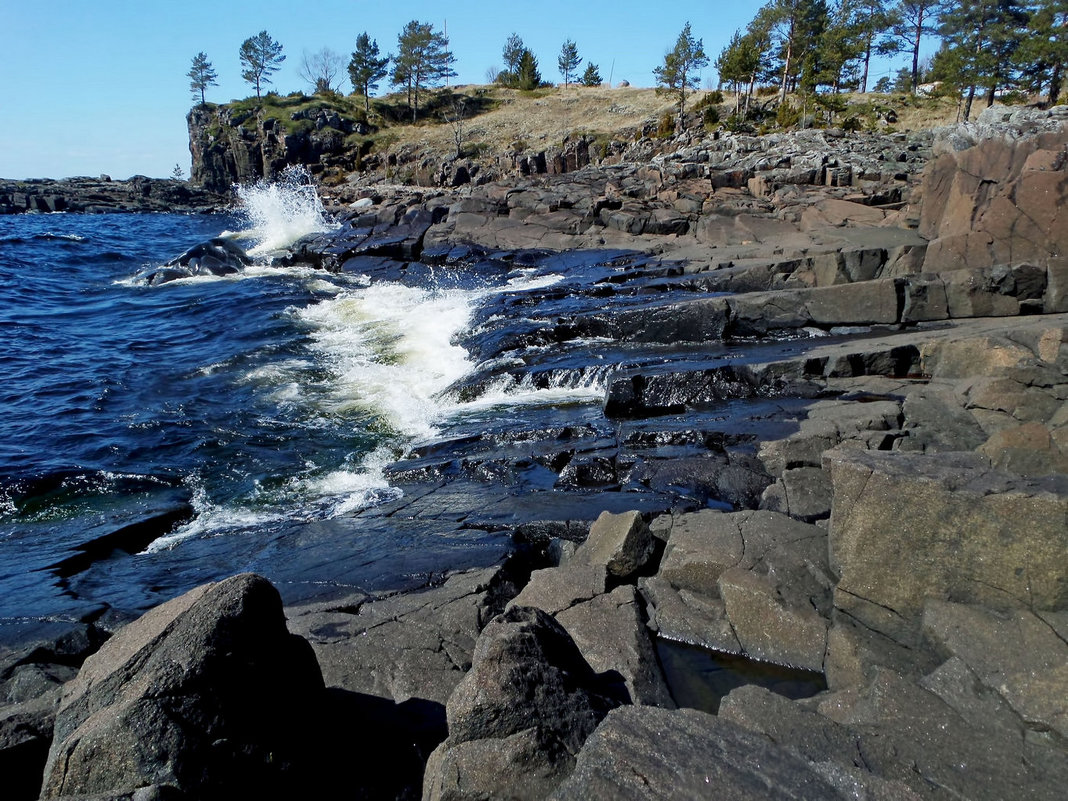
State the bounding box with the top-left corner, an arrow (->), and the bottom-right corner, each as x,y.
207,85 -> 964,172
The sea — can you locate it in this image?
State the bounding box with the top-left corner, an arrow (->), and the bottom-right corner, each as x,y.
0,175 -> 610,636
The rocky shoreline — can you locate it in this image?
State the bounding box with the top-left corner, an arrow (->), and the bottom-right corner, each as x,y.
0,175 -> 228,215
2,106 -> 1067,799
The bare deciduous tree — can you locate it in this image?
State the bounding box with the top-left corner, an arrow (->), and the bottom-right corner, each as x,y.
299,47 -> 346,95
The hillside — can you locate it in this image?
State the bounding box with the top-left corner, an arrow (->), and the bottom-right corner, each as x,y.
187,84 -> 963,193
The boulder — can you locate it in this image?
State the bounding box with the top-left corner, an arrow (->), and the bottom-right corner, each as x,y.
572,510 -> 657,581
424,606 -> 622,801
826,449 -> 1068,645
40,574 -> 324,799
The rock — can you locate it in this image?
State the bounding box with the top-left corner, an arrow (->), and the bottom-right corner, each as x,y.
555,586 -> 675,707
826,449 -> 1068,645
424,606 -> 622,801
897,383 -> 988,452
759,465 -> 832,522
919,125 -> 1068,272
138,238 -> 252,285
655,509 -> 742,596
550,705 -> 851,800
979,421 -> 1068,476
815,667 -> 1068,801
639,576 -> 741,654
718,686 -> 923,800
287,566 -> 507,706
40,574 -> 324,799
508,564 -> 609,616
922,600 -> 1068,740
718,567 -> 828,672
572,510 -> 656,581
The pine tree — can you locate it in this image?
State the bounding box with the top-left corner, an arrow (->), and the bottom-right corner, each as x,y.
716,28 -> 768,115
1017,0 -> 1068,104
654,22 -> 709,128
392,20 -> 456,121
852,0 -> 897,92
886,1 -> 944,93
582,62 -> 603,87
516,49 -> 542,90
349,33 -> 390,113
937,0 -> 1030,118
187,52 -> 218,105
239,31 -> 285,99
558,39 -> 581,87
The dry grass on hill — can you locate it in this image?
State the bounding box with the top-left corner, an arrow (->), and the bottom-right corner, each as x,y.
380,86 -> 680,153
371,85 -> 961,159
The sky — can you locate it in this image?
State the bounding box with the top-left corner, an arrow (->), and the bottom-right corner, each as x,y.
0,0 -> 920,180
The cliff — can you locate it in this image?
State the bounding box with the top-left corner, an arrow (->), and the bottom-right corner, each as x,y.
187,98 -> 370,193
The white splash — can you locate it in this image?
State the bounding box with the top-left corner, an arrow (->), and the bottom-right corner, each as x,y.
296,280 -> 475,441
227,166 -> 337,257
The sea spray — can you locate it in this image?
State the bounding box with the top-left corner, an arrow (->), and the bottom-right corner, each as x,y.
229,166 -> 337,257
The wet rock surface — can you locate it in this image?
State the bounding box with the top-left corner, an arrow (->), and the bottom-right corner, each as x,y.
0,176 -> 227,215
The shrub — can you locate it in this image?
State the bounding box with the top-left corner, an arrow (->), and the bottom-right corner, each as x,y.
656,111 -> 675,138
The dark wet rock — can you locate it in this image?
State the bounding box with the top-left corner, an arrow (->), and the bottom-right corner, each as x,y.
0,176 -> 227,215
41,574 -> 324,799
424,605 -> 623,801
551,705 -> 852,801
136,238 -> 252,285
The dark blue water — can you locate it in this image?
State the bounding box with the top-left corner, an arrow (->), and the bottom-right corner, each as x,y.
0,211 -> 427,628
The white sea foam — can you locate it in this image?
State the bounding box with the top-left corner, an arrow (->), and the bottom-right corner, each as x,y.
287,447 -> 403,517
142,477 -> 289,552
228,166 -> 337,258
297,281 -> 476,441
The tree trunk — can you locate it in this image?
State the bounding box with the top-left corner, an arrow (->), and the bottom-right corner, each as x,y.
780,20 -> 795,105
861,35 -> 872,93
1050,61 -> 1063,106
963,84 -> 976,121
911,11 -> 924,93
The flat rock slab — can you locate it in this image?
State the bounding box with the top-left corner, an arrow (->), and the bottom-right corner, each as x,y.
922,600 -> 1068,740
827,448 -> 1068,644
287,566 -> 504,705
550,705 -> 852,801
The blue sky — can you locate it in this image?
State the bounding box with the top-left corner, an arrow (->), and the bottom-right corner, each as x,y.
0,1 -> 918,180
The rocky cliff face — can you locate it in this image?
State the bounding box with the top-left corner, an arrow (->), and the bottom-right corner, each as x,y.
187,103 -> 367,193
919,105 -> 1068,278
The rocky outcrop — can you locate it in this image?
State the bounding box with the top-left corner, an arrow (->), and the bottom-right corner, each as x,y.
0,175 -> 226,215
40,573 -> 324,799
919,105 -> 1068,278
188,102 -> 368,193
